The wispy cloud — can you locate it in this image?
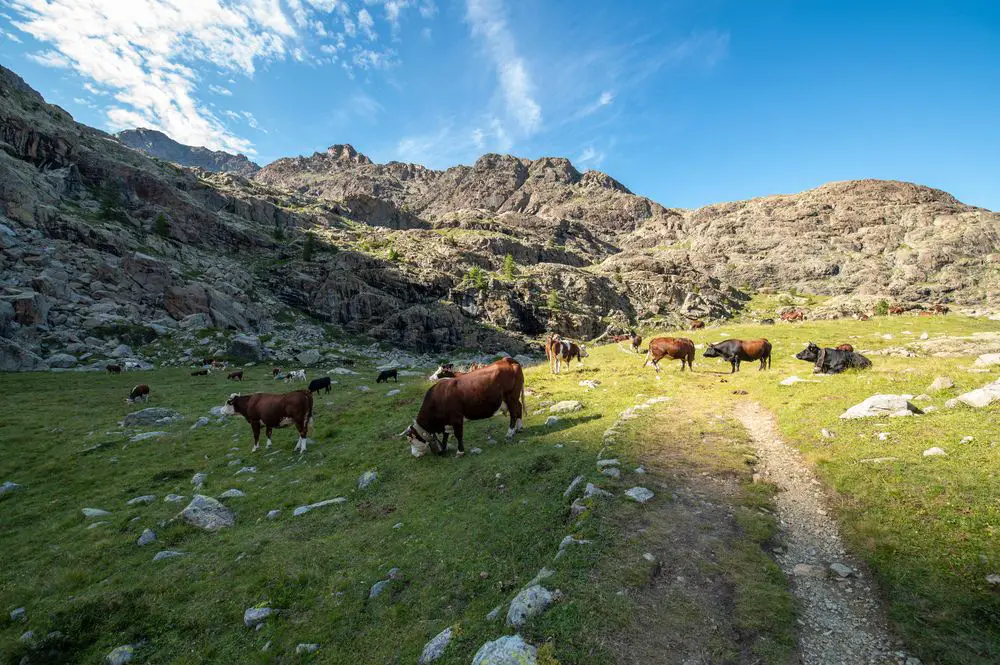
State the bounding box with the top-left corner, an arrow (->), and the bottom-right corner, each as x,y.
351,90 -> 385,116
576,145 -> 604,167
25,50 -> 71,69
465,0 -> 542,135
3,30 -> 22,43
358,8 -> 377,40
209,84 -> 233,96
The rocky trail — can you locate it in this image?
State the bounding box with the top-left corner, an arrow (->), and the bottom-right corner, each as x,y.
733,402 -> 914,665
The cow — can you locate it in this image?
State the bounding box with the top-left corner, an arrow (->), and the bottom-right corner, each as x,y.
933,303 -> 949,314
795,342 -> 872,374
610,334 -> 631,343
429,364 -> 462,381
126,384 -> 150,404
631,333 -> 642,353
308,376 -> 332,394
376,368 -> 399,383
703,339 -> 772,372
780,310 -> 804,322
285,369 -> 307,382
760,319 -> 775,325
402,357 -> 525,457
689,320 -> 706,329
835,343 -> 854,352
918,310 -> 934,317
272,367 -> 281,378
191,369 -> 209,376
227,371 -> 244,381
858,314 -> 870,321
888,305 -> 905,315
106,364 -> 123,374
548,337 -> 588,374
222,390 -> 314,453
643,337 -> 695,373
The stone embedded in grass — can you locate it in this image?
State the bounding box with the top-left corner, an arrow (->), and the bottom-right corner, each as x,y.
358,470 -> 378,490
920,332 -> 929,340
526,567 -> 555,587
357,385 -> 370,392
562,475 -> 584,498
877,433 -> 890,441
123,407 -> 180,427
596,459 -> 620,468
127,495 -> 156,506
296,643 -> 320,654
625,487 -> 655,504
87,521 -> 107,529
506,585 -> 554,627
235,466 -> 257,475
974,353 -> 1000,367
949,378 -> 1000,408
544,416 -> 559,426
130,431 -> 167,442
558,535 -> 591,551
986,574 -> 1000,586
386,389 -> 401,397
219,489 -> 246,499
137,529 -> 156,546
417,626 -> 454,664
152,550 -> 186,561
105,644 -> 135,665
473,635 -> 537,665
243,606 -> 273,628
549,400 -> 583,413
821,428 -> 834,438
293,497 -> 346,516
780,375 -> 819,386
583,483 -> 611,499
19,631 -> 33,643
266,510 -> 281,520
829,562 -> 853,578
959,436 -> 973,444
922,447 -> 947,457
368,579 -> 391,599
840,394 -> 922,419
81,507 -> 110,518
164,494 -> 185,503
190,417 -> 210,430
179,495 -> 235,531
1,480 -> 23,496
579,380 -> 600,390
10,607 -> 25,622
634,466 -> 647,474
928,376 -> 954,392
485,605 -> 503,621
470,448 -> 483,454
191,472 -> 207,488
600,467 -> 621,479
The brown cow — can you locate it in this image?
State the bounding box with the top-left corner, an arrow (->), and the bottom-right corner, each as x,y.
704,339 -> 772,372
222,390 -> 314,453
227,371 -> 244,381
780,310 -> 804,322
933,303 -> 949,314
548,337 -> 588,374
403,358 -> 525,457
836,343 -> 854,352
191,369 -> 209,376
689,320 -> 706,329
272,367 -> 281,378
888,305 -> 905,315
918,310 -> 934,317
106,364 -> 123,374
631,333 -> 642,353
126,384 -> 150,404
858,314 -> 870,321
643,337 -> 695,373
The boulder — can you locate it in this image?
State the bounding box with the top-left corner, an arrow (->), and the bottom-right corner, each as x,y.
106,645 -> 135,665
472,635 -> 537,665
228,334 -> 266,361
358,470 -> 378,490
2,290 -> 49,325
928,376 -> 954,392
625,487 -> 655,504
950,379 -> 1000,408
137,529 -> 156,546
840,394 -> 922,419
219,489 -> 245,499
974,353 -> 1000,367
45,353 -> 77,368
1,480 -> 24,496
243,607 -> 274,628
109,344 -> 134,358
123,407 -> 181,426
0,337 -> 43,371
923,447 -> 947,457
549,400 -> 583,413
297,349 -> 321,365
418,626 -> 454,664
506,585 -> 553,627
179,494 -> 235,531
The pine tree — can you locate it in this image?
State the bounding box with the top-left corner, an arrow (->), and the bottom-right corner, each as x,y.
547,289 -> 560,311
153,213 -> 169,237
501,254 -> 516,281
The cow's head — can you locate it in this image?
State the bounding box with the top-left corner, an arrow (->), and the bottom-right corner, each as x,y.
220,393 -> 240,416
578,344 -> 589,358
703,343 -> 721,359
795,343 -> 821,362
429,365 -> 456,381
400,422 -> 441,458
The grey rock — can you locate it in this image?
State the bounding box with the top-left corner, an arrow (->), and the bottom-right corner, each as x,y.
191,472 -> 208,488
358,470 -> 378,490
20,631 -> 34,642
137,529 -> 156,546
296,643 -> 321,654
123,407 -> 181,427
559,535 -> 591,550
219,489 -> 246,499
106,645 -> 135,665
562,475 -> 584,498
229,334 -> 266,361
583,483 -> 611,499
418,626 -> 454,664
485,605 -> 503,621
951,378 -> 1000,408
0,337 -> 43,372
829,562 -> 853,578
840,394 -> 921,419
386,389 -> 401,397
549,400 -> 583,413
190,416 -> 210,430
544,416 -> 560,426
152,550 -> 186,561
297,349 -> 321,365
179,494 -> 235,531
369,579 -> 391,599
625,487 -> 655,504
1,480 -> 23,496
506,585 -> 554,627
81,507 -> 110,518
922,447 -> 947,457
928,376 -> 954,392
293,497 -> 346,516
109,344 -> 133,358
10,607 -> 26,622
472,635 -> 537,665
164,493 -> 185,503
600,467 -> 621,479
243,606 -> 273,628
127,495 -> 156,506
267,509 -> 281,520
596,458 -> 620,468
974,353 -> 1000,367
130,431 -> 167,442
46,352 -> 77,368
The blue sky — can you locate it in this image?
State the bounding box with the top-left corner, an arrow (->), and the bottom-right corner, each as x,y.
1,1 -> 998,211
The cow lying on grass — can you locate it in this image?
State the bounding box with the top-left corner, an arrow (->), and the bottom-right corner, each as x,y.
704,339 -> 772,373
403,357 -> 525,457
222,390 -> 314,453
795,343 -> 872,374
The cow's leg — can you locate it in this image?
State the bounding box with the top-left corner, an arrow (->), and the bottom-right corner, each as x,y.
506,397 -> 519,438
295,419 -> 308,453
453,421 -> 465,455
653,359 -> 660,374
642,350 -> 651,367
759,357 -> 766,371
439,431 -> 450,456
730,359 -> 738,373
393,375 -> 398,382
265,426 -> 273,449
251,422 -> 261,452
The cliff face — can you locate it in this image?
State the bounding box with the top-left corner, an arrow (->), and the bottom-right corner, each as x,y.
115,128 -> 261,177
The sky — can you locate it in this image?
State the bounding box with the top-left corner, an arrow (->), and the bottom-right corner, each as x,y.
0,1 -> 998,211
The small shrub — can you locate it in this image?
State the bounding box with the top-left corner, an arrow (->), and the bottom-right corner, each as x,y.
273,225 -> 285,241
875,299 -> 889,316
501,253 -> 516,281
153,213 -> 169,238
465,266 -> 488,290
387,247 -> 400,262
98,181 -> 126,222
547,289 -> 560,311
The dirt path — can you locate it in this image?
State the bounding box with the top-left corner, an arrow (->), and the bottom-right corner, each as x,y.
733,402 -> 909,665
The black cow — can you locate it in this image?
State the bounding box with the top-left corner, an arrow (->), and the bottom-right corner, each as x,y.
795,343 -> 872,374
760,318 -> 775,325
308,376 -> 332,394
376,368 -> 398,383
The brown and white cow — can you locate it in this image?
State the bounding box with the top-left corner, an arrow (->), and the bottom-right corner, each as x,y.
126,384 -> 150,404
643,337 -> 695,373
403,358 -> 525,457
547,336 -> 588,374
221,390 -> 314,453
888,305 -> 905,315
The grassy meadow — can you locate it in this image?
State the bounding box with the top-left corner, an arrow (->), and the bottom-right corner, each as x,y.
0,311 -> 998,664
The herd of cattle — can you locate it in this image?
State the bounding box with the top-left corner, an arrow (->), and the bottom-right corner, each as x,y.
113,323 -> 881,457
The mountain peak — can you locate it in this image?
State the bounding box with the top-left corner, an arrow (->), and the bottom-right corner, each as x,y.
115,128 -> 261,176
325,144 -> 373,165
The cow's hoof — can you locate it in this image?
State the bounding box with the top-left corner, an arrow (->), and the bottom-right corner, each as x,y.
456,450 -> 465,457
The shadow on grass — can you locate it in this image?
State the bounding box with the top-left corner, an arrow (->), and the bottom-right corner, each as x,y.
519,413 -> 602,437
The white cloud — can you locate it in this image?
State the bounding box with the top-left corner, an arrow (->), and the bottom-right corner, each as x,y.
465,0 -> 542,135
222,109 -> 241,120
471,128 -> 485,149
351,90 -> 384,115
598,91 -> 614,106
352,46 -> 397,69
26,50 -> 71,68
357,8 -> 377,40
83,81 -> 106,96
574,89 -> 615,119
209,84 -> 233,96
576,145 -> 604,166
421,26 -> 432,40
242,111 -> 259,128
418,0 -> 437,18
4,30 -> 23,43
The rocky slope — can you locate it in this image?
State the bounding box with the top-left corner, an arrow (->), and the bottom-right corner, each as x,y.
115,128 -> 261,177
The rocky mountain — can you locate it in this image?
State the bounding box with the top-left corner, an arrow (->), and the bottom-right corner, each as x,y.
115,128 -> 261,177
1,62 -> 996,371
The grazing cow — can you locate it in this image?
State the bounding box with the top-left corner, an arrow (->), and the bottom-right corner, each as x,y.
643,337 -> 695,373
795,342 -> 872,374
689,320 -> 706,329
888,305 -> 905,315
780,310 -> 804,322
272,367 -> 281,378
933,303 -> 949,314
548,338 -> 588,374
610,334 -> 631,343
191,369 -> 209,376
285,369 -> 307,382
308,376 -> 332,394
227,371 -> 244,381
402,357 -> 525,457
376,368 -> 399,383
858,314 -> 870,321
760,319 -> 775,325
106,364 -> 123,374
835,343 -> 854,352
918,310 -> 934,317
704,339 -> 772,373
222,390 -> 314,453
631,333 -> 642,353
126,384 -> 150,404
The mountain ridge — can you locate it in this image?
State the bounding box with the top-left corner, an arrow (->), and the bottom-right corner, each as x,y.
115,128 -> 262,177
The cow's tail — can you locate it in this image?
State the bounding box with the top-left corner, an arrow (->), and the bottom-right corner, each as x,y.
642,349 -> 651,368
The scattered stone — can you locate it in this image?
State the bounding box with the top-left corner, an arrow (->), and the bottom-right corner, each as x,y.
563,475 -> 584,498
779,375 -> 819,386
385,389 -> 401,397
296,643 -> 320,655
472,635 -> 537,665
583,483 -> 611,499
10,607 -> 26,622
243,606 -> 273,628
266,510 -> 281,520
928,376 -> 954,392
950,378 -> 1000,408
393,522 -> 403,529
293,497 -> 347,516
418,626 -> 454,664
596,458 -> 620,468
87,521 -> 108,529
485,605 -> 503,621
297,349 -> 321,365
792,563 -> 826,578
840,394 -> 921,419
123,407 -> 181,427
829,562 -> 853,578
974,353 -> 1000,367
191,472 -> 207,488
179,495 -> 235,531
129,431 -> 167,442
470,447 -> 483,454
959,436 -> 974,444
81,507 -> 110,518
357,385 -> 371,392
152,550 -> 186,561
558,535 -> 591,551
369,579 -> 391,599
920,332 -> 929,340
549,400 -> 583,413
20,631 -> 34,643
105,645 -> 135,665
633,465 -> 647,474
164,494 -> 185,503
190,416 -> 210,430
358,470 -> 378,490
877,432 -> 890,441
137,529 -> 156,546
858,457 -> 899,464
600,467 -> 621,479
506,585 -> 554,627
922,447 -> 947,457
986,574 -> 1000,586
526,567 -> 555,587
821,428 -> 834,438
219,489 -> 246,499
579,380 -> 600,390
127,495 -> 156,506
0,480 -> 23,496
235,466 -> 257,475
625,487 -> 655,504
544,416 -> 559,426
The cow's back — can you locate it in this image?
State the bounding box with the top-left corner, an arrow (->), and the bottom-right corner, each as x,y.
650,337 -> 694,361
421,359 -> 521,422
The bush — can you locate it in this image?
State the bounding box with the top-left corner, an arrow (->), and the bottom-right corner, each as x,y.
501,253 -> 516,281
387,247 -> 399,262
875,299 -> 889,316
153,213 -> 169,238
547,289 -> 560,311
465,266 -> 488,290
